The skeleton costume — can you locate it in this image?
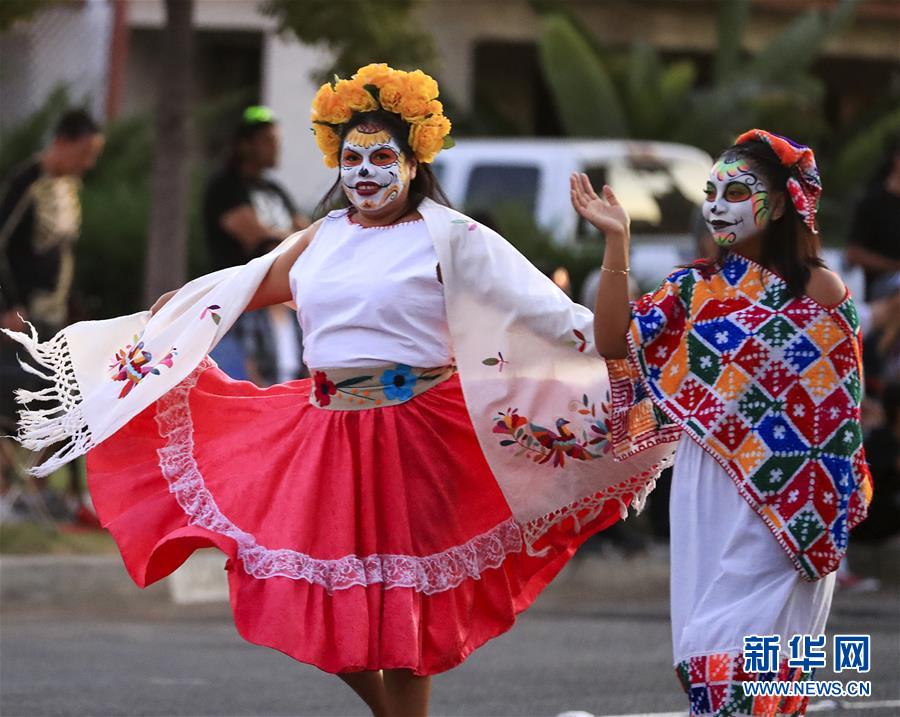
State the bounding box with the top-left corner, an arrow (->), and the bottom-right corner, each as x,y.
3,66 -> 672,676
607,130 -> 871,716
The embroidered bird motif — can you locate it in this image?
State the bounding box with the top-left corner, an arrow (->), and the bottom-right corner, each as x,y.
530,418 -> 591,467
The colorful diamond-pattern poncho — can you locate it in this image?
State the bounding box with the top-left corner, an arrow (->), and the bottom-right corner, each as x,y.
607,254 -> 872,581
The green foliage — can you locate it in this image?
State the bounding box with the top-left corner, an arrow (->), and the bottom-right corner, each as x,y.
829,107 -> 900,191
0,0 -> 60,32
714,0 -> 750,84
748,0 -> 860,82
533,1 -> 865,154
531,0 -> 897,239
78,113 -> 154,316
260,0 -> 436,82
0,85 -> 69,180
537,14 -> 627,137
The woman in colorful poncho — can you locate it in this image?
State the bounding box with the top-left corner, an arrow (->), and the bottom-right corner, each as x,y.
573,130 -> 872,717
3,65 -> 672,716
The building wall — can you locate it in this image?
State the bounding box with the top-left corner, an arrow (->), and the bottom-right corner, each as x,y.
421,0 -> 900,112
0,0 -> 112,133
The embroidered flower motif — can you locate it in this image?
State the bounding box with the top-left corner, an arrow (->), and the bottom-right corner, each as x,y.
380,365 -> 416,401
451,218 -> 478,231
493,410 -> 528,435
200,304 -> 222,324
109,335 -> 177,399
313,371 -> 337,406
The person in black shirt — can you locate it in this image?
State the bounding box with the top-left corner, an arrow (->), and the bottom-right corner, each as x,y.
203,107 -> 308,380
203,106 -> 308,271
847,138 -> 900,301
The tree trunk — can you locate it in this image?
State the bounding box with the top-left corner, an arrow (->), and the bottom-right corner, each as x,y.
144,0 -> 194,306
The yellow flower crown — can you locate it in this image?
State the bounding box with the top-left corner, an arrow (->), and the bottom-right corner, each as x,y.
311,63 -> 453,169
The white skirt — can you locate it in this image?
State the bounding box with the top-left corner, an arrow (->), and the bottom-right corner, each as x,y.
669,434 -> 835,664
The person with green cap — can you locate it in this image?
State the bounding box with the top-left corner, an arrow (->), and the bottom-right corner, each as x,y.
202,106 -> 309,381
203,106 -> 308,271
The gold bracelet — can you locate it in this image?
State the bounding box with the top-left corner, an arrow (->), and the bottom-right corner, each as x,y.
600,265 -> 629,275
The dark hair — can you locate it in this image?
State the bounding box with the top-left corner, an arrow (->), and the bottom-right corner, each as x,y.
226,118 -> 276,171
313,110 -> 451,219
712,139 -> 824,297
54,110 -> 101,141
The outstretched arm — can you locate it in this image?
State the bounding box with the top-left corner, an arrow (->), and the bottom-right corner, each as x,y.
244,218 -> 322,312
149,219 -> 322,316
570,173 -> 631,359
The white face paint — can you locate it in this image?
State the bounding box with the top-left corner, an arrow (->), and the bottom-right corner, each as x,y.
340,124 -> 411,212
702,156 -> 771,247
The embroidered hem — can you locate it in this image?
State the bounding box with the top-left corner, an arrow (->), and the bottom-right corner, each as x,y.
154,362 -> 524,595
676,651 -> 812,716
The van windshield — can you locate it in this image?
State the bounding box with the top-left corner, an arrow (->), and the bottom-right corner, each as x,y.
582,157 -> 708,236
463,164 -> 540,220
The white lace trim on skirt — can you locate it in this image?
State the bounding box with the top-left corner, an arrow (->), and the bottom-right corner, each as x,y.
154,362 -> 524,595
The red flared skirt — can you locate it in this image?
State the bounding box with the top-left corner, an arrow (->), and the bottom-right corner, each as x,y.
86,362 -> 623,675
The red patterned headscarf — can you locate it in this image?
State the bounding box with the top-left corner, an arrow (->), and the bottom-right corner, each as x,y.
735,129 -> 822,234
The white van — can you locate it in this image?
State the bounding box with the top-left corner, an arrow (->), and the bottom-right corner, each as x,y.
433,138 -> 713,289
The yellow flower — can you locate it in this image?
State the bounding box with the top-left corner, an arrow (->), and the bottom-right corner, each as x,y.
397,70 -> 439,121
353,63 -> 394,88
409,113 -> 451,164
314,125 -> 341,168
335,78 -> 378,113
377,71 -> 408,114
311,83 -> 351,125
310,65 -> 451,166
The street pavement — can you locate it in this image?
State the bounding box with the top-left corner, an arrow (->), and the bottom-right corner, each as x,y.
2,572 -> 897,717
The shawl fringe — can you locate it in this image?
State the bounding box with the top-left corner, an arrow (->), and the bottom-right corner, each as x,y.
521,453 -> 674,556
2,322 -> 93,477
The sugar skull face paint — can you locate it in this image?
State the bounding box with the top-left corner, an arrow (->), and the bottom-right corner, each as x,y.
340,123 -> 411,212
702,157 -> 770,247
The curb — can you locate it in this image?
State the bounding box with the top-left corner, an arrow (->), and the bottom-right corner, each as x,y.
2,542 -> 895,614
0,550 -> 669,613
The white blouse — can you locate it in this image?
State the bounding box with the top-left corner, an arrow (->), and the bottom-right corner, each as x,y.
289,211 -> 453,369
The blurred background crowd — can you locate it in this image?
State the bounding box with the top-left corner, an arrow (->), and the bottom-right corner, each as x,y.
0,0 -> 897,585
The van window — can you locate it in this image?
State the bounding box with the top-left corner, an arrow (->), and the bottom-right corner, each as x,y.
464,164 -> 540,219
579,158 -> 707,237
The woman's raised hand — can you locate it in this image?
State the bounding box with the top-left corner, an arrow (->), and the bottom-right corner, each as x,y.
570,173 -> 630,240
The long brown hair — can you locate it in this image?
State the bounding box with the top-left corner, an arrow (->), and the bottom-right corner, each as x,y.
314,110 -> 451,219
711,139 -> 824,297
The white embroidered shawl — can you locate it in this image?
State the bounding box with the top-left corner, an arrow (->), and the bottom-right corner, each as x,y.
3,199 -> 674,550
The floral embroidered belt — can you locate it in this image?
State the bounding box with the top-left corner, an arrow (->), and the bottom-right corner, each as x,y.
309,363 -> 457,410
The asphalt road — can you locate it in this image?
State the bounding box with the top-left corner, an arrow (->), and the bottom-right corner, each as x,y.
2,588 -> 897,717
